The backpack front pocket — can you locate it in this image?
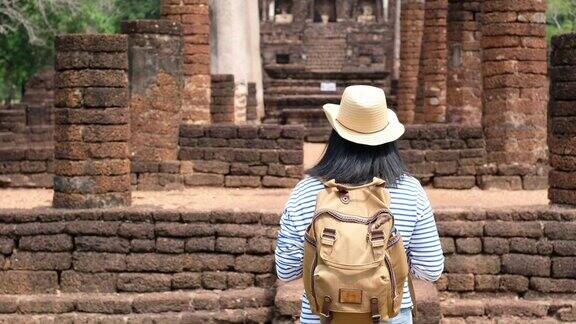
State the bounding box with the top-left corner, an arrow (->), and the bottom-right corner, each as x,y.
313,261 -> 392,317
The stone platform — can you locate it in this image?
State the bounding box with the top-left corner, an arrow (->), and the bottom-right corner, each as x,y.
0,202 -> 574,323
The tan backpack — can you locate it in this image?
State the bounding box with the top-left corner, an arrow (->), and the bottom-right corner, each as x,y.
302,177 -> 411,323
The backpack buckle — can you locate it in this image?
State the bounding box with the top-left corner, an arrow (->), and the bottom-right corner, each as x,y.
321,228 -> 336,247
369,229 -> 385,247
370,298 -> 381,323
320,296 -> 332,319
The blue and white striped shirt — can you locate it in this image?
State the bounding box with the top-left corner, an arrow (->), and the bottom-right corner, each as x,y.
275,175 -> 444,324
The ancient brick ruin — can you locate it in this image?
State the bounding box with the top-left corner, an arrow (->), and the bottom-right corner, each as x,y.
0,0 -> 555,191
260,0 -> 395,129
549,34 -> 576,206
445,0 -> 482,125
210,75 -> 236,124
179,124 -> 304,188
0,0 -> 575,323
162,0 -> 211,124
52,34 -> 132,208
0,206 -> 575,322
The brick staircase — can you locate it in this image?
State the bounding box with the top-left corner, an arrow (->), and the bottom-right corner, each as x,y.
0,208 -> 279,323
0,206 -> 574,323
263,78 -> 390,142
439,292 -> 576,323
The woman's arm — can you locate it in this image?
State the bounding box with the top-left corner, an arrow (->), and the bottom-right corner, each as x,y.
275,209 -> 305,281
408,187 -> 445,282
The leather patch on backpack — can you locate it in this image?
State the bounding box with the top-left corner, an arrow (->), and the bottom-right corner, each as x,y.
339,289 -> 363,304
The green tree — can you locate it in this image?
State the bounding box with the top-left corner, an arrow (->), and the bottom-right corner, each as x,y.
0,0 -> 159,103
547,0 -> 576,41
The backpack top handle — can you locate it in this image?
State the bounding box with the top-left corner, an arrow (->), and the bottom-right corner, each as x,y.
324,177 -> 386,192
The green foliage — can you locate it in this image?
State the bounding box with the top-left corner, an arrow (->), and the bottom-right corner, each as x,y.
547,0 -> 576,42
0,0 -> 159,103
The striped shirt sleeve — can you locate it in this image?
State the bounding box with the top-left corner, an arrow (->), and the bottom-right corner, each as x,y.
408,185 -> 444,282
275,209 -> 305,281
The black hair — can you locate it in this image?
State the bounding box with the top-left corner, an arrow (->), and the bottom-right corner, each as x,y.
307,130 -> 408,187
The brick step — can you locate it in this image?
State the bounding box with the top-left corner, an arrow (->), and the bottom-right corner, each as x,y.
264,95 -> 341,108
265,79 -> 388,87
0,287 -> 274,322
440,293 -> 576,322
275,280 -> 302,320
0,308 -> 273,324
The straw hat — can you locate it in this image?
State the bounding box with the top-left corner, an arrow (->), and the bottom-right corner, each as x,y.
323,85 -> 405,146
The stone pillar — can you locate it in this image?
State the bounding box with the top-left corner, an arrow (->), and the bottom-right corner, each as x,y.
210,0 -> 264,123
414,0 -> 448,124
549,34 -> 576,206
161,0 -> 210,124
211,74 -> 235,123
391,0 -> 402,81
121,20 -> 183,162
480,0 -> 548,181
396,0 -> 425,124
246,0 -> 265,119
446,0 -> 482,124
53,34 -> 131,208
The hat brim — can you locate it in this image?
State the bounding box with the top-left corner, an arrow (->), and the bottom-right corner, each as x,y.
323,103 -> 405,146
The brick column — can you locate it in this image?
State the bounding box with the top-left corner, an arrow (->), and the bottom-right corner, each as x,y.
161,0 -> 210,124
397,0 -> 425,124
446,0 -> 482,124
414,0 -> 448,124
211,75 -> 235,123
53,35 -> 131,208
549,34 -> 576,206
121,20 -> 183,162
246,82 -> 258,123
480,1 -> 548,183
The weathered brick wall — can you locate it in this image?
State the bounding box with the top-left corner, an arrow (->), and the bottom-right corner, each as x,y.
210,74 -> 235,123
549,34 -> 576,206
437,207 -> 576,307
0,206 -> 574,322
446,0 -> 482,125
414,0 -> 448,124
0,208 -> 277,322
0,104 -> 54,188
480,0 -> 548,174
21,68 -> 55,109
303,124 -> 548,190
161,0 -> 211,124
404,125 -> 547,189
179,124 -> 304,188
397,0 -> 425,124
53,34 -> 131,208
0,105 -> 27,135
400,125 -> 486,189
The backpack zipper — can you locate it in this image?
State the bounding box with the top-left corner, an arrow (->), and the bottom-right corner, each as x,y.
305,232 -> 316,247
313,208 -> 390,225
